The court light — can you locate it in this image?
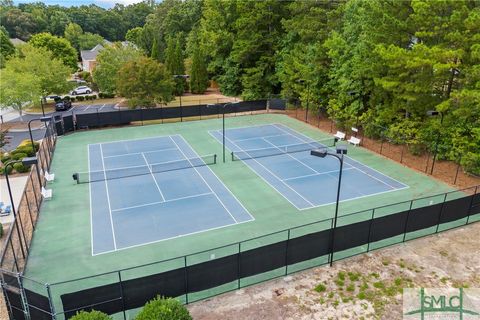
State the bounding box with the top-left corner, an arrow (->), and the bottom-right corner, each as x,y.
21,157 -> 38,166
311,149 -> 328,158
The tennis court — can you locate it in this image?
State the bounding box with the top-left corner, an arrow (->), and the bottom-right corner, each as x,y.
210,124 -> 408,210
81,134 -> 253,255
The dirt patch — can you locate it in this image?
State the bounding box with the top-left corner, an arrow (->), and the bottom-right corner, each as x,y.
188,223 -> 480,320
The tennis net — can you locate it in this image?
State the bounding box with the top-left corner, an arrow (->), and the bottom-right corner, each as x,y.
231,138 -> 336,161
74,154 -> 217,184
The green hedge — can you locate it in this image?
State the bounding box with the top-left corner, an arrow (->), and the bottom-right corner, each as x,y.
13,162 -> 29,173
0,165 -> 13,175
77,96 -> 85,101
135,296 -> 191,320
11,152 -> 27,161
0,223 -> 3,238
70,310 -> 111,320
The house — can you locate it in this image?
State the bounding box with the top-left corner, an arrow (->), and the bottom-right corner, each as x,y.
80,41 -> 135,73
80,44 -> 104,73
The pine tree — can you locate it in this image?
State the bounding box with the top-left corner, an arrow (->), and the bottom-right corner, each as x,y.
190,45 -> 209,93
151,38 -> 161,61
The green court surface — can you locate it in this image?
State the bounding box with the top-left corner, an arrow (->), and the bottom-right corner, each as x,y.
24,113 -> 457,314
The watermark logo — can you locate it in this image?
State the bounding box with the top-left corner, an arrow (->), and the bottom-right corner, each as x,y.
404,288 -> 480,319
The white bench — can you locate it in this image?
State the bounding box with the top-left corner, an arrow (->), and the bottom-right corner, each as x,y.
44,171 -> 55,182
334,131 -> 346,140
347,136 -> 361,146
41,187 -> 53,200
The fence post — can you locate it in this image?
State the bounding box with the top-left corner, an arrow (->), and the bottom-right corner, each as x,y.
184,256 -> 188,304
117,271 -> 127,320
46,284 -> 56,320
435,193 -> 448,233
466,186 -> 478,225
237,243 -> 241,289
366,209 -> 375,252
18,274 -> 30,320
424,152 -> 430,173
284,229 -> 290,276
402,201 -> 414,242
454,156 -> 461,185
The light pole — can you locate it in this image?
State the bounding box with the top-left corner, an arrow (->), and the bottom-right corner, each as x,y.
311,145 -> 348,267
4,157 -> 41,259
28,116 -> 53,154
173,75 -> 189,119
40,97 -> 46,117
207,101 -> 240,163
426,110 -> 444,175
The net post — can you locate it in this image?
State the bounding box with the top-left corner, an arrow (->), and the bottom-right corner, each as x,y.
231,152 -> 234,162
214,154 -> 217,164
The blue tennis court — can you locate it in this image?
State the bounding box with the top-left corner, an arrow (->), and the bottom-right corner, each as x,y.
210,123 -> 408,210
85,135 -> 253,255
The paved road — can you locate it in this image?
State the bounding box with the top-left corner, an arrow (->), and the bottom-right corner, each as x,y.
1,103 -> 117,151
3,103 -> 118,123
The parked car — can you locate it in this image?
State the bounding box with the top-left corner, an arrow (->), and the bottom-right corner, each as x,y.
70,86 -> 92,95
55,99 -> 72,111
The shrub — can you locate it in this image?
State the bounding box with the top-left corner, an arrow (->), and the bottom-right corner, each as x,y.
18,140 -> 39,150
98,92 -> 104,98
1,153 -> 11,163
77,96 -> 85,101
12,146 -> 35,157
135,296 -> 191,320
11,152 -> 27,161
0,222 -> 3,238
13,162 -> 29,173
70,96 -> 76,102
0,165 -> 13,175
70,310 -> 111,320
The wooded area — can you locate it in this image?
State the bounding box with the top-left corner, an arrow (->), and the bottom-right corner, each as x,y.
1,0 -> 479,174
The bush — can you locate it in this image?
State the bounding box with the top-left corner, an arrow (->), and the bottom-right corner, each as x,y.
70,310 -> 111,320
70,96 -> 76,102
13,162 -> 29,173
11,146 -> 35,157
98,92 -> 104,98
77,96 -> 85,101
1,153 -> 11,163
0,165 -> 13,175
135,296 -> 191,320
11,152 -> 27,161
0,223 -> 3,238
18,140 -> 39,150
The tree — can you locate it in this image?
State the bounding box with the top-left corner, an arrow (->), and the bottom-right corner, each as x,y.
165,35 -> 186,94
0,68 -> 40,121
7,45 -> 71,106
1,8 -> 38,40
125,27 -> 143,47
0,29 -> 15,67
48,10 -> 71,36
151,37 -> 161,61
64,22 -> 83,50
116,56 -> 174,108
93,43 -> 144,94
187,30 -> 208,93
29,32 -> 78,70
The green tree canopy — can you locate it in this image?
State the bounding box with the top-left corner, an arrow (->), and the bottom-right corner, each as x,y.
116,56 -> 174,108
29,32 -> 78,70
187,30 -> 208,94
93,43 -> 144,94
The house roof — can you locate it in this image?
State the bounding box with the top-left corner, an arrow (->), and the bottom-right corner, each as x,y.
10,38 -> 26,46
80,44 -> 104,61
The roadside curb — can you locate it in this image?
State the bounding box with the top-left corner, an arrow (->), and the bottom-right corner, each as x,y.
7,125 -> 46,133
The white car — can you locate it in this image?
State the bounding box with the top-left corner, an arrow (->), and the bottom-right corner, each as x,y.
71,86 -> 92,95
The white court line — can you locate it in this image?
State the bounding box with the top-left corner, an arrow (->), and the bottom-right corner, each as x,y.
273,123 -> 395,189
261,137 -> 321,175
176,134 -> 254,223
99,104 -> 106,111
222,133 -> 315,208
141,152 -> 165,202
103,147 -> 179,159
282,167 -> 356,182
169,136 -> 239,224
92,217 -> 253,256
99,144 -> 118,250
208,130 -> 304,210
111,192 -> 214,212
235,133 -> 290,142
272,123 -> 408,190
91,135 -> 177,147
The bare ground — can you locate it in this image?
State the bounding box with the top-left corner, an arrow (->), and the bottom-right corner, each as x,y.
189,222 -> 480,320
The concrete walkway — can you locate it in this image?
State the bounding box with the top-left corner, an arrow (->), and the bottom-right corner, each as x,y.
0,175 -> 28,225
